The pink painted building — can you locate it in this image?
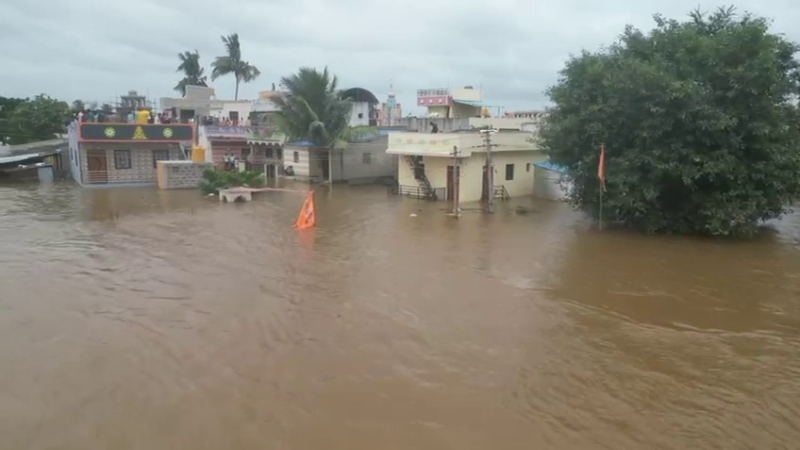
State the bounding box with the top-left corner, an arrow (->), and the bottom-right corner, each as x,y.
416,86 -> 483,118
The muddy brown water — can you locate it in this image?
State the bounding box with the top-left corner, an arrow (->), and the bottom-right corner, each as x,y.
1,182 -> 799,449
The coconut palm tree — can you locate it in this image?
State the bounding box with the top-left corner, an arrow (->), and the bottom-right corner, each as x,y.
174,50 -> 208,96
272,67 -> 379,185
210,34 -> 260,100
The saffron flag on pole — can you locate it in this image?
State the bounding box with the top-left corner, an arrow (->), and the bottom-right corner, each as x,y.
598,143 -> 607,192
294,191 -> 316,229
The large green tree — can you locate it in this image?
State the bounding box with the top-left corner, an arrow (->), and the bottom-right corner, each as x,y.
174,50 -> 208,96
7,95 -> 70,145
543,7 -> 800,236
210,34 -> 260,100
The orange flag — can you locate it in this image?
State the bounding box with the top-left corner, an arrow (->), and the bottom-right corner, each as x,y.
598,143 -> 607,192
294,191 -> 316,229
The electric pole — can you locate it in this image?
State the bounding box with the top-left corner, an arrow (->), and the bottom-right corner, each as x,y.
451,145 -> 461,217
480,128 -> 498,213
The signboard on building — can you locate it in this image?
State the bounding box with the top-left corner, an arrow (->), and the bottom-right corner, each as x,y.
79,124 -> 194,142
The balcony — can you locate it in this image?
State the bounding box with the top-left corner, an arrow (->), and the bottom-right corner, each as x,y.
200,125 -> 283,142
385,131 -> 539,157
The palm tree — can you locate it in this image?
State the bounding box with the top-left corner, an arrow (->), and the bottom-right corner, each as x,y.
272,67 -> 379,185
210,34 -> 260,100
174,50 -> 208,97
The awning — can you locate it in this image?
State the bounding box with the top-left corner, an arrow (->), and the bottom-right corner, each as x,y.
0,149 -> 61,165
533,162 -> 567,173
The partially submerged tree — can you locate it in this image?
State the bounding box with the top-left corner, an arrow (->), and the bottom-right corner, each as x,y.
174,50 -> 208,96
210,34 -> 260,100
543,6 -> 800,236
7,95 -> 70,144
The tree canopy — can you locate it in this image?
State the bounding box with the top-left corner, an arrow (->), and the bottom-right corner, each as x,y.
174,50 -> 208,96
272,67 -> 377,148
0,96 -> 26,145
210,34 -> 260,100
3,95 -> 69,145
543,7 -> 800,236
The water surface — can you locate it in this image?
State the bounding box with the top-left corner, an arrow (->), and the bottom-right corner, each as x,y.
1,182 -> 798,449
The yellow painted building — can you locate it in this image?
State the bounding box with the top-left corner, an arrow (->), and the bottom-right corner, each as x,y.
387,125 -> 547,203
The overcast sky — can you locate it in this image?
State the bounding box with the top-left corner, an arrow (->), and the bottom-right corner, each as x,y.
1,0 -> 798,114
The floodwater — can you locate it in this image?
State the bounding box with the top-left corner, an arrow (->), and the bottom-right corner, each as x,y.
1,182 -> 799,450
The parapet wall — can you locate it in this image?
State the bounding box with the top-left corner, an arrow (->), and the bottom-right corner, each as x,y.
157,161 -> 213,189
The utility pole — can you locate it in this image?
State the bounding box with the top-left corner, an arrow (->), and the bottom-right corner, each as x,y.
479,128 -> 498,213
451,145 -> 461,217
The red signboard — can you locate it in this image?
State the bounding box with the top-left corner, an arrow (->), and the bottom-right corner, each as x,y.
417,95 -> 451,106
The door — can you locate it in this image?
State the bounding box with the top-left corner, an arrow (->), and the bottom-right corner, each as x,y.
265,164 -> 276,179
446,165 -> 460,201
86,150 -> 108,183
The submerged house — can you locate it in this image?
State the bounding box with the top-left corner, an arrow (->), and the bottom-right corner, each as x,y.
281,87 -> 396,184
67,121 -> 194,186
283,132 -> 397,185
386,117 -> 547,202
0,139 -> 69,182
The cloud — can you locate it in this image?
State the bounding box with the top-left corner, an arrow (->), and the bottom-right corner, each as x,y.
1,0 -> 798,113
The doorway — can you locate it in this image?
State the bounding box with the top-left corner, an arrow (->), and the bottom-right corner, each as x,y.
86,150 -> 108,183
320,151 -> 330,181
265,164 -> 276,179
446,165 -> 460,201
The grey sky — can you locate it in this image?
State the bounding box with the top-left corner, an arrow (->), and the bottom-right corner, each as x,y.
1,0 -> 798,114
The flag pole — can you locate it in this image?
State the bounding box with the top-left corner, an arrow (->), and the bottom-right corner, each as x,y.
598,142 -> 606,232
599,187 -> 603,231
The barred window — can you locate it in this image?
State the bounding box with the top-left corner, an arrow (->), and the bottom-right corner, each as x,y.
114,150 -> 131,169
152,150 -> 170,168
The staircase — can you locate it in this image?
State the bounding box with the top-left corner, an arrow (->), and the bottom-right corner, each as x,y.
493,185 -> 510,200
178,141 -> 192,160
403,155 -> 437,200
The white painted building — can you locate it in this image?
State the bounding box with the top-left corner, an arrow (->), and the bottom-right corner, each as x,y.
386,117 -> 548,203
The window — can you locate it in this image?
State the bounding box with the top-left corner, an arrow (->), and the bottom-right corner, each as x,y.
358,113 -> 364,119
293,151 -> 299,163
114,150 -> 131,169
505,163 -> 514,181
526,163 -> 531,172
362,152 -> 372,164
152,150 -> 170,168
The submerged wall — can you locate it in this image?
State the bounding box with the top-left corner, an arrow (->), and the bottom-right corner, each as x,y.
157,161 -> 213,189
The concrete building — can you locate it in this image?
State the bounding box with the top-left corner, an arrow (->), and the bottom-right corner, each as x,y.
386,118 -> 547,203
67,120 -> 194,186
342,87 -> 379,127
416,86 -> 483,119
160,86 -> 252,124
196,124 -> 283,176
283,132 -> 397,185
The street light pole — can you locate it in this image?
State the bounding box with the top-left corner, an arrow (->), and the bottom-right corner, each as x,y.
479,128 -> 498,213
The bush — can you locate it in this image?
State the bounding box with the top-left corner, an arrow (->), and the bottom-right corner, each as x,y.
199,168 -> 265,195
